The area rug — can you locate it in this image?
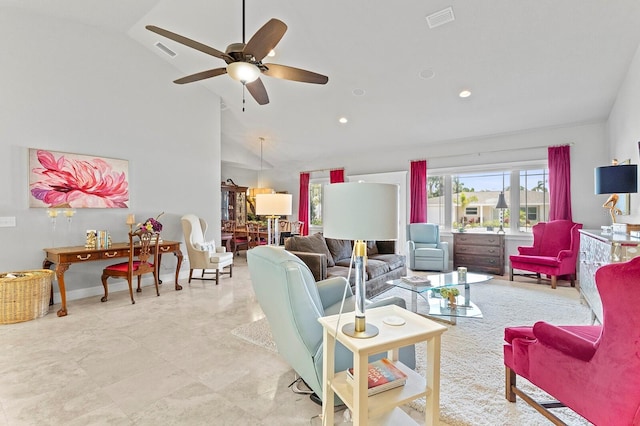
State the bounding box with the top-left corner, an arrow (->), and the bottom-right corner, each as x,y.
231,279 -> 594,425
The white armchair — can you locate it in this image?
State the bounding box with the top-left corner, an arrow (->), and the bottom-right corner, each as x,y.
181,214 -> 233,284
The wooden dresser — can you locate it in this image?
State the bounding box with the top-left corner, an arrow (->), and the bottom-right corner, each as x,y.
453,232 -> 505,275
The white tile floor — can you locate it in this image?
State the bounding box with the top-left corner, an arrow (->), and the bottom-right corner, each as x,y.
0,255 -> 431,425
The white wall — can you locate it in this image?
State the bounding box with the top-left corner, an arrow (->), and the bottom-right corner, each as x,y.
608,42 -> 640,223
254,121 -> 608,229
0,8 -> 221,301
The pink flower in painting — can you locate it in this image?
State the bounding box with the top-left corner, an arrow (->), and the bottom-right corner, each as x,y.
30,150 -> 129,208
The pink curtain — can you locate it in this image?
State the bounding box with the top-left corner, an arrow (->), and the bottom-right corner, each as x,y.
329,169 -> 344,183
410,160 -> 427,223
548,145 -> 572,221
298,172 -> 310,236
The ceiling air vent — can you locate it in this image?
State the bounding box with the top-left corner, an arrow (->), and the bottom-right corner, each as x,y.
426,7 -> 455,29
155,42 -> 177,58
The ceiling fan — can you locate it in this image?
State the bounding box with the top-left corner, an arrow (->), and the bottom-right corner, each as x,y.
146,0 -> 329,106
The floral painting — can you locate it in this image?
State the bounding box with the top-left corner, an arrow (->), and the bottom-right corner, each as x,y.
29,149 -> 129,208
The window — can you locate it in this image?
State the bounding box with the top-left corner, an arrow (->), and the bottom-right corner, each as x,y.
519,169 -> 549,231
465,207 -> 478,215
427,167 -> 549,233
309,182 -> 323,226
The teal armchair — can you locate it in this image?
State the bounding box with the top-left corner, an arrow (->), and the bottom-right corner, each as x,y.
247,246 -> 415,403
407,223 -> 449,271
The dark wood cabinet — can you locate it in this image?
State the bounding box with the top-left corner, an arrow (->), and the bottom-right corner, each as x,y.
453,233 -> 505,275
221,184 -> 248,226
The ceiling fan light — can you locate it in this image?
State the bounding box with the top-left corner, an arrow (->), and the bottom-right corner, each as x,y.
227,62 -> 261,83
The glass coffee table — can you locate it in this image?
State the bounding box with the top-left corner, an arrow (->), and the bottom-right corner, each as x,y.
387,272 -> 492,325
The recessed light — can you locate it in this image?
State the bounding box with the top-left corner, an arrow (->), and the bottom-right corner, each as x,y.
338,117 -> 348,124
419,69 -> 435,79
352,88 -> 366,96
459,90 -> 472,98
267,49 -> 276,57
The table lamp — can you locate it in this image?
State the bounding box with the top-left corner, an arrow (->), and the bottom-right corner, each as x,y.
323,182 -> 399,338
594,160 -> 638,224
495,192 -> 508,234
256,193 -> 293,245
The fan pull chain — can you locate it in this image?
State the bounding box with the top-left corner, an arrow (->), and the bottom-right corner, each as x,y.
242,84 -> 246,112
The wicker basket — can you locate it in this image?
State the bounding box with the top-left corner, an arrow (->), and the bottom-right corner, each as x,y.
0,269 -> 54,324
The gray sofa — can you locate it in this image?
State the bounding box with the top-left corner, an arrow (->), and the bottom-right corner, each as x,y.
284,232 -> 406,298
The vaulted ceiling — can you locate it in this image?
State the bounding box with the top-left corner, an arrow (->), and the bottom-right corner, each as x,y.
7,0 -> 640,173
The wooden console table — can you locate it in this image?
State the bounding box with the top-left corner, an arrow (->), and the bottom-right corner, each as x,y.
43,241 -> 183,317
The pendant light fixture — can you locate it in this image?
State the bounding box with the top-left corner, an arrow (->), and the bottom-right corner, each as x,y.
248,137 -> 274,198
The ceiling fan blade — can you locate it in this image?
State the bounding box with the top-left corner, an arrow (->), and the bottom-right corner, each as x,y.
173,68 -> 228,84
263,63 -> 328,84
146,25 -> 233,62
244,19 -> 287,62
246,78 -> 270,105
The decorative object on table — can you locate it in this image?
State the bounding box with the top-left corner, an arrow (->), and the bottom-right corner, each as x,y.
29,148 -> 129,208
256,194 -> 292,245
439,287 -> 460,309
0,269 -> 54,324
126,213 -> 136,232
139,213 -> 164,233
345,358 -> 408,396
457,267 -> 467,282
594,159 -> 638,224
323,182 -> 399,338
85,229 -> 97,248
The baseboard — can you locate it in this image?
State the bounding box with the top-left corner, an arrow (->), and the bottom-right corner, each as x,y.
50,270 -> 191,304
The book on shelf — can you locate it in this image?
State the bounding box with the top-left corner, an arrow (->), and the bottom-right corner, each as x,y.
346,358 -> 408,396
401,275 -> 430,285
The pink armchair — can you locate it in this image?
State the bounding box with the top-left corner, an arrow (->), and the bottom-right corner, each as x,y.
509,220 -> 582,289
504,256 -> 640,425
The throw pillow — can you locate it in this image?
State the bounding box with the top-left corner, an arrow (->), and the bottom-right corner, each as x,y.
285,233 -> 335,267
326,238 -> 353,263
195,240 -> 216,254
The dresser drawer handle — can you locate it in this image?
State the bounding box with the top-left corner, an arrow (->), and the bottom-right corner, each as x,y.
104,252 -> 118,258
160,246 -> 170,252
76,254 -> 92,261
488,249 -> 495,253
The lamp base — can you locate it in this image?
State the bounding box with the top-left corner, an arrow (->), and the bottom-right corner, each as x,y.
497,225 -> 505,234
342,322 -> 379,339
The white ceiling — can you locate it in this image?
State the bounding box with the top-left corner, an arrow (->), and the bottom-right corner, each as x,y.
7,0 -> 640,172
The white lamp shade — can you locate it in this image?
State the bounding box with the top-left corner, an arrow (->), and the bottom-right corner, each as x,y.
256,193 -> 292,216
323,182 -> 398,241
227,62 -> 261,83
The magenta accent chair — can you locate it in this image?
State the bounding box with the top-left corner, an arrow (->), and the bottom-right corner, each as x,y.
509,220 -> 582,289
504,256 -> 640,425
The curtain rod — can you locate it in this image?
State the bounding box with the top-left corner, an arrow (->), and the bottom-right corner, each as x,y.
300,167 -> 345,174
409,142 -> 574,161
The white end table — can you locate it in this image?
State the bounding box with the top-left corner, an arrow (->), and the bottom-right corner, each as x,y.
318,305 -> 447,425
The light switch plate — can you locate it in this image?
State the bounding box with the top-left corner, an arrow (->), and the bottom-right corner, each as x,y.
0,217 -> 16,227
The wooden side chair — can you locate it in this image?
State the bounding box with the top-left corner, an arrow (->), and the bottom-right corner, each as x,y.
248,223 -> 268,248
101,229 -> 160,304
290,220 -> 304,236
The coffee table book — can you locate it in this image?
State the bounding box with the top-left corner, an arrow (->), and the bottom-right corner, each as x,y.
346,358 -> 408,396
401,276 -> 430,285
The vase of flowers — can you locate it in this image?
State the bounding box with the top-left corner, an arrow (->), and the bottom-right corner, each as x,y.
439,287 -> 460,310
139,212 -> 164,234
